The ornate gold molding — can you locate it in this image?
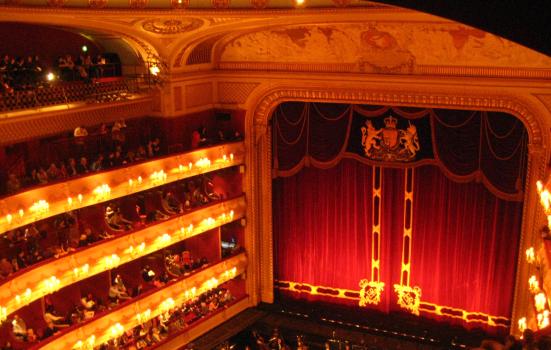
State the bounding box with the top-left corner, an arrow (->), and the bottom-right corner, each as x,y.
252,88 -> 544,146
142,18 -> 203,34
218,82 -> 260,104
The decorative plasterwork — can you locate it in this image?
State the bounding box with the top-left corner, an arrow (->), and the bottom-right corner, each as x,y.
142,18 -> 203,34
218,22 -> 551,75
252,88 -> 544,146
218,82 -> 260,104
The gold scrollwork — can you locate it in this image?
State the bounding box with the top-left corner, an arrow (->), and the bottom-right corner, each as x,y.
359,279 -> 385,306
393,284 -> 421,315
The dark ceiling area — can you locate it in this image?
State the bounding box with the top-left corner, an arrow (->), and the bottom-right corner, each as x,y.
375,0 -> 551,58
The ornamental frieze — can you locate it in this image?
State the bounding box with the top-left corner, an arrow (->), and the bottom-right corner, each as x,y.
142,18 -> 203,34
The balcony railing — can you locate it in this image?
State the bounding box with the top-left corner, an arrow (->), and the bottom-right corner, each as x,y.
0,196 -> 246,318
0,76 -> 147,113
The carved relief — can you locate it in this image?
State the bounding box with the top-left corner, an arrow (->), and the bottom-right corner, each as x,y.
212,0 -> 230,8
89,0 -> 108,8
250,0 -> 269,9
218,82 -> 259,104
142,18 -> 203,34
332,0 -> 351,7
170,0 -> 190,8
46,0 -> 66,7
129,0 -> 148,8
219,23 -> 551,72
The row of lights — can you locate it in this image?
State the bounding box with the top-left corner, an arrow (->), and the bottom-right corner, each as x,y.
1,152 -> 237,234
0,208 -> 238,318
523,246 -> 551,331
72,264 -> 240,349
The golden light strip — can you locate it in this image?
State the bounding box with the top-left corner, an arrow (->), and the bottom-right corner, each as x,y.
371,166 -> 382,283
399,168 -> 414,286
0,142 -> 244,235
38,253 -> 248,350
276,280 -> 508,327
0,197 -> 245,318
277,281 -> 359,301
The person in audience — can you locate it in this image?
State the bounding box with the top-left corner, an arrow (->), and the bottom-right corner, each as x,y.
58,161 -> 68,179
11,314 -> 27,340
36,167 -> 49,184
44,304 -> 69,327
46,162 -> 60,180
141,265 -> 155,282
105,203 -> 133,231
0,257 -> 13,279
161,191 -> 183,214
191,126 -> 207,149
67,158 -> 78,176
6,173 -> 21,194
77,156 -> 89,173
42,320 -> 57,339
74,125 -> 89,138
109,274 -> 131,303
26,328 -> 38,343
91,154 -> 104,172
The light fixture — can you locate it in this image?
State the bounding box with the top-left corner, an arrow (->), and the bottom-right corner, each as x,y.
81,45 -> 88,52
46,72 -> 55,81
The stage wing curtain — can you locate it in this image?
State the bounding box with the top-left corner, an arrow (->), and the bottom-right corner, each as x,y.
410,164 -> 522,319
273,159 -> 373,306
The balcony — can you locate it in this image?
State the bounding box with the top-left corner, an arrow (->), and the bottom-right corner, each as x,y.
0,195 -> 246,318
33,252 -> 248,350
0,142 -> 245,235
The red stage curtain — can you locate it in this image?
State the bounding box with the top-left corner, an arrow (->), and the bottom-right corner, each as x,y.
410,165 -> 522,318
273,159 -> 373,295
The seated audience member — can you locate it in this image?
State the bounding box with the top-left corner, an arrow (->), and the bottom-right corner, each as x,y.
105,204 -> 133,231
191,126 -> 207,149
6,173 -> 21,194
77,156 -> 89,173
0,257 -> 13,279
109,274 -> 131,303
44,304 -> 68,327
11,314 -> 27,340
42,320 -> 57,339
26,328 -> 38,343
46,163 -> 60,180
91,154 -> 104,172
36,167 -> 49,184
67,158 -> 78,177
74,125 -> 88,138
162,191 -> 183,214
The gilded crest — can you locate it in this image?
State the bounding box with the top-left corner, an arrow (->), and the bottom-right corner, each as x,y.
361,115 -> 420,162
359,279 -> 385,306
393,284 -> 421,315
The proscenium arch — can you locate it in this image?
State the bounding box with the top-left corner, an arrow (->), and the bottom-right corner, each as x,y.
244,83 -> 548,335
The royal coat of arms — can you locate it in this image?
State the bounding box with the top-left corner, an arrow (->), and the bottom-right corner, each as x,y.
361,115 -> 420,162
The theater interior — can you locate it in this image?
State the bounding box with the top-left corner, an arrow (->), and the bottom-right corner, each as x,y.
0,1 -> 550,349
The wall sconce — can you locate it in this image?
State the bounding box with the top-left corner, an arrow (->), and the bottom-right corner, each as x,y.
535,292 -> 547,312
156,233 -> 171,246
78,194 -> 83,204
195,157 -> 211,168
6,214 -> 12,225
18,209 -> 24,219
529,275 -> 540,293
109,323 -> 124,338
73,264 -> 90,279
0,306 -> 6,324
150,170 -> 168,186
43,276 -> 61,294
159,297 -> 175,314
526,247 -> 536,264
93,184 -> 111,201
104,254 -> 121,269
15,288 -> 32,305
136,309 -> 151,324
538,310 -> 550,329
29,199 -> 49,217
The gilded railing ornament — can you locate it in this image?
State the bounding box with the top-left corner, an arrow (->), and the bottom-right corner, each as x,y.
393,284 -> 421,315
359,279 -> 385,306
